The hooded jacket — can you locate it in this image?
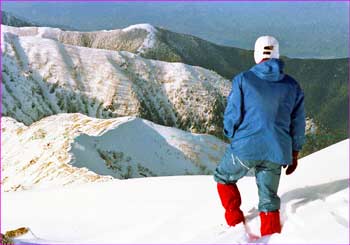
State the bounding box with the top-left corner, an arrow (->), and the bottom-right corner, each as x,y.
223,58 -> 305,165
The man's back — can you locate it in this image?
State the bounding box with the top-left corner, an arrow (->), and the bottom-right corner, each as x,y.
223,58 -> 305,164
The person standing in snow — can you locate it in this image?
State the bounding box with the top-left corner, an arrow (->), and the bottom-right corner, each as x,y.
214,36 -> 305,236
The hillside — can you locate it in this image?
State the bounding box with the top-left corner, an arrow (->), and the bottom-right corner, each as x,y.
1,113 -> 226,192
1,26 -> 230,138
147,29 -> 349,142
2,139 -> 349,244
1,11 -> 34,27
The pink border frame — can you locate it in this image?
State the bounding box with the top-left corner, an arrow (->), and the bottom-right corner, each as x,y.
0,1 -> 349,244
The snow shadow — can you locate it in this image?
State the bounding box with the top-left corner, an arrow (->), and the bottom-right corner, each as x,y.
54,41 -> 87,92
244,179 -> 349,225
281,178 -> 349,214
69,117 -> 206,179
243,179 -> 349,244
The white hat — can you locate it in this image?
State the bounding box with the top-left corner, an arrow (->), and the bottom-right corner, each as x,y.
254,36 -> 280,64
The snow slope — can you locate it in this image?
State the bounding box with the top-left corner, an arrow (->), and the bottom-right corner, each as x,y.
1,113 -> 226,192
1,25 -> 229,136
2,139 -> 348,244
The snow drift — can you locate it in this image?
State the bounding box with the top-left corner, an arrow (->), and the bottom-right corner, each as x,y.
2,139 -> 348,244
1,113 -> 226,192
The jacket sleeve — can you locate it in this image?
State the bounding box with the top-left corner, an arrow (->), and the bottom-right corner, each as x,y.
223,75 -> 243,139
290,84 -> 306,151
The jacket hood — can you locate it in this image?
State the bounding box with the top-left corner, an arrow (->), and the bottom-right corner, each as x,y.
250,58 -> 285,82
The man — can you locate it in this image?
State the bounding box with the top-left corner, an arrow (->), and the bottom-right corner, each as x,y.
214,36 -> 305,236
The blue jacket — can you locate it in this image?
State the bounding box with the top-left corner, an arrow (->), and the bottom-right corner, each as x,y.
223,58 -> 305,165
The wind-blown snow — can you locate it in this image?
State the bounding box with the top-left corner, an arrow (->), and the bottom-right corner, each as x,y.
1,113 -> 226,192
2,139 -> 348,244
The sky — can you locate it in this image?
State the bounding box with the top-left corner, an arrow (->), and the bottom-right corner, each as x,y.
1,1 -> 349,58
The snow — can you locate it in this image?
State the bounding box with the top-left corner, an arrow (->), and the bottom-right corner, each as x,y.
2,139 -> 349,244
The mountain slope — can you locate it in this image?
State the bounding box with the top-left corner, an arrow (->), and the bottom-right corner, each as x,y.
1,27 -> 230,137
1,11 -> 74,30
1,113 -> 227,192
2,139 -> 349,244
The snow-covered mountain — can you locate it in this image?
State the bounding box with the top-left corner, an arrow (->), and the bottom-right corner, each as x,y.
2,139 -> 349,244
1,25 -> 229,137
3,24 -> 347,144
1,113 -> 226,192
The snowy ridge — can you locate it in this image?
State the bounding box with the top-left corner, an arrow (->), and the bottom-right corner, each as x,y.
1,27 -> 230,136
1,113 -> 227,192
2,139 -> 349,244
1,23 -> 157,54
2,25 -> 60,39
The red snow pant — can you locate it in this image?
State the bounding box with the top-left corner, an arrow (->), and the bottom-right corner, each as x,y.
260,210 -> 281,236
217,183 -> 281,236
217,183 -> 245,226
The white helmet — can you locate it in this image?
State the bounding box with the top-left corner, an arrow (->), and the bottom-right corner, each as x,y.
254,36 -> 280,64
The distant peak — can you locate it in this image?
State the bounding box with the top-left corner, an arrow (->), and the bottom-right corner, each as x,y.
122,23 -> 157,53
